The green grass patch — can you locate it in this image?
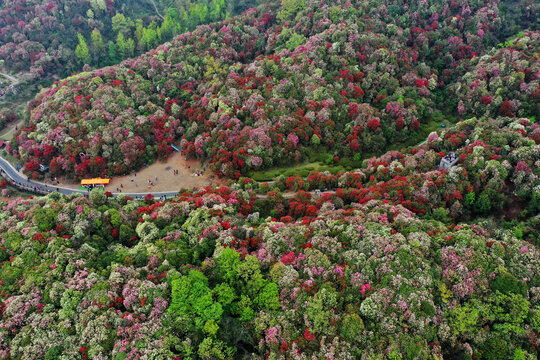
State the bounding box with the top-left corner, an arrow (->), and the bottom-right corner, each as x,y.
247,161 -> 346,182
248,116 -> 456,182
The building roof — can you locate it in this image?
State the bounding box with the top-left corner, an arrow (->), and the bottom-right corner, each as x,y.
80,178 -> 110,185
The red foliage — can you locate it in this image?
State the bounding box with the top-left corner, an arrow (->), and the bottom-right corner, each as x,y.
303,328 -> 316,341
480,95 -> 492,105
33,233 -> 45,242
415,79 -> 429,87
396,117 -> 405,129
499,100 -> 514,117
367,118 -> 380,130
281,251 -> 296,265
24,160 -> 40,173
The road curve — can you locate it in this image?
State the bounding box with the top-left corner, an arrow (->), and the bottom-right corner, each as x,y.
0,154 -> 180,199
0,154 -> 339,201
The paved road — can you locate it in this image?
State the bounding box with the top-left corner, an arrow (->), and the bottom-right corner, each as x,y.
0,153 -> 339,201
0,154 -> 180,199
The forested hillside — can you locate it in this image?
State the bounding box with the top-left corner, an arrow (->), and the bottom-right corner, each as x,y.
0,0 -> 538,359
0,190 -> 538,359
9,0 -> 538,180
0,0 -> 262,79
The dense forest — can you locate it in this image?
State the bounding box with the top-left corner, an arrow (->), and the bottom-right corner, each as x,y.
0,0 -> 538,359
8,0 -> 538,180
0,0 -> 263,78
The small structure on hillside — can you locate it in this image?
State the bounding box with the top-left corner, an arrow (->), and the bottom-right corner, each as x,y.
439,152 -> 458,170
81,178 -> 110,190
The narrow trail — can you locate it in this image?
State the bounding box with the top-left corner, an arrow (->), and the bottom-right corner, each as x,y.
148,0 -> 164,20
0,70 -> 25,139
0,71 -> 19,85
0,118 -> 23,138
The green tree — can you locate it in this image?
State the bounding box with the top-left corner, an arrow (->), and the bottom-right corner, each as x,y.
119,224 -> 136,245
89,188 -> 106,206
485,291 -> 530,335
448,303 -> 480,337
91,28 -> 105,63
116,32 -> 135,58
158,15 -> 175,42
237,255 -> 280,311
341,313 -> 364,342
192,3 -> 209,25
197,337 -> 235,360
111,13 -> 131,35
107,41 -> 118,64
33,208 -> 57,231
75,33 -> 91,64
285,33 -> 306,50
216,248 -> 240,284
134,19 -> 145,50
141,25 -> 159,51
125,38 -> 135,58
278,0 -> 306,22
169,270 -> 223,332
465,191 -> 475,206
475,191 -> 492,215
210,0 -> 226,21
88,0 -> 106,14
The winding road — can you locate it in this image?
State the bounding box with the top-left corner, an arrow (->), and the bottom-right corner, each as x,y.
0,154 -> 181,199
0,153 -> 337,201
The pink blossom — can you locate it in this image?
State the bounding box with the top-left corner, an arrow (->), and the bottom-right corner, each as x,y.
287,133 -> 299,147
265,326 -> 281,344
360,283 -> 372,295
427,132 -> 439,143
477,28 -> 484,38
